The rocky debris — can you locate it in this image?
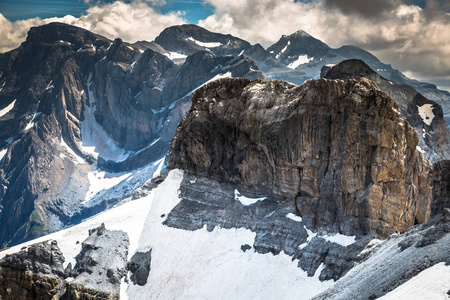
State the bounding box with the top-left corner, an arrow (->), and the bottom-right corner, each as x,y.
164,173 -> 371,281
168,77 -> 432,238
322,59 -> 450,162
70,223 -> 129,294
0,224 -> 131,298
127,249 -> 152,286
432,160 -> 450,215
0,240 -> 65,277
0,224 -> 128,299
313,209 -> 450,300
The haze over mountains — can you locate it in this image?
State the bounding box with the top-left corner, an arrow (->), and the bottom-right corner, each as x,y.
0,22 -> 449,299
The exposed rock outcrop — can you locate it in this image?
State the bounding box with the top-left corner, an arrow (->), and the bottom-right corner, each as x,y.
322,59 -> 450,162
127,249 -> 152,286
70,223 -> 129,295
0,224 -> 127,299
168,77 -> 432,238
432,160 -> 450,215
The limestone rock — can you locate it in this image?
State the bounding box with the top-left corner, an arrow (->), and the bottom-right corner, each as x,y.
322,59 -> 450,162
431,160 -> 450,215
71,223 -> 129,295
168,77 -> 432,237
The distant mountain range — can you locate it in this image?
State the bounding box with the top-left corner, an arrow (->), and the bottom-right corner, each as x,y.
0,22 -> 449,299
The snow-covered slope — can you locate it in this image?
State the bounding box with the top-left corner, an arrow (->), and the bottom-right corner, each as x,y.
0,169 -> 335,299
1,168 -> 449,299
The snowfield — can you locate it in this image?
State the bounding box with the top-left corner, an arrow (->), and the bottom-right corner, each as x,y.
187,37 -> 222,48
0,169 -> 335,299
287,55 -> 313,69
234,189 -> 266,206
379,262 -> 450,300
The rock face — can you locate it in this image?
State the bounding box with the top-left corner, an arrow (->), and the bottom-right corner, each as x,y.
0,240 -> 66,277
432,160 -> 450,215
322,59 -> 450,162
168,77 -> 432,237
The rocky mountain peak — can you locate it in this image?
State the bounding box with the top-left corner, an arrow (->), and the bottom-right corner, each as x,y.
26,22 -> 110,48
292,29 -> 312,37
267,29 -> 330,59
321,59 -> 377,79
154,24 -> 251,56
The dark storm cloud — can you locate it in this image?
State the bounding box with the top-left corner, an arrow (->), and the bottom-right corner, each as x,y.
322,0 -> 399,18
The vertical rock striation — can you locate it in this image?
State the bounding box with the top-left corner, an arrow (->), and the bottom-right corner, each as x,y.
168,77 -> 432,237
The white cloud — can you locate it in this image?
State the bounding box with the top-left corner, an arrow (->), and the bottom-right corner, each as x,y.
0,1 -> 185,53
199,0 -> 450,88
0,0 -> 449,90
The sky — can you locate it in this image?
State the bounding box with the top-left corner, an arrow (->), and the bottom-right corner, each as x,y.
0,0 -> 449,91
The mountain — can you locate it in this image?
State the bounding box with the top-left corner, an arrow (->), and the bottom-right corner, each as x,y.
154,24 -> 252,57
153,25 -> 450,109
0,76 -> 448,299
168,77 -> 431,237
0,22 -> 263,248
322,59 -> 450,162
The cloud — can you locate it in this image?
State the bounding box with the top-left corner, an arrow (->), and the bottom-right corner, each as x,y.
0,1 -> 185,53
322,0 -> 399,18
199,0 -> 450,88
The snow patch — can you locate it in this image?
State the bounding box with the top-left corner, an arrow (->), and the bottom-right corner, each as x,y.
322,233 -> 356,247
298,226 -> 317,249
0,99 -> 16,118
187,37 -> 222,48
205,71 -> 232,84
287,55 -> 313,69
416,146 -> 425,154
276,40 -> 290,59
60,137 -> 85,164
163,52 -> 188,64
379,262 -> 450,300
286,213 -> 303,222
234,189 -> 266,206
417,104 -> 435,126
83,169 -> 133,204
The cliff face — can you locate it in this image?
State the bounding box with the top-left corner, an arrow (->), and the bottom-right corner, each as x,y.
168,77 -> 432,237
322,59 -> 450,162
432,160 -> 450,215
